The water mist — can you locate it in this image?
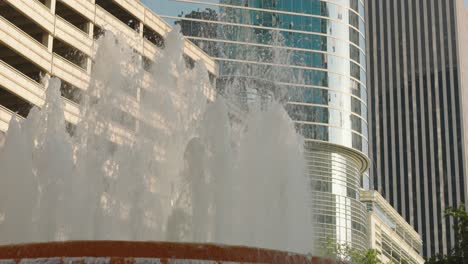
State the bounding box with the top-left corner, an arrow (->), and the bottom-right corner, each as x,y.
0,28 -> 313,254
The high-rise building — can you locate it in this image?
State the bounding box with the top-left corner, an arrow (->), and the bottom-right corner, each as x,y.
365,0 -> 468,257
148,0 -> 370,251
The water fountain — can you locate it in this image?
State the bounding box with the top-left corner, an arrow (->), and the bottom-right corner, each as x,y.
0,28 -> 326,263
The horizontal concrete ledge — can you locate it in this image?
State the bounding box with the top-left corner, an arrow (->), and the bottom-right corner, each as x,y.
0,241 -> 333,264
305,140 -> 370,174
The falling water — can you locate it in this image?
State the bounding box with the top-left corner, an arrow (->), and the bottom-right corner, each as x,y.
0,28 -> 313,253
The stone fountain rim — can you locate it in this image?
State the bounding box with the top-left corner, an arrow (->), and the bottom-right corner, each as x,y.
0,241 -> 332,264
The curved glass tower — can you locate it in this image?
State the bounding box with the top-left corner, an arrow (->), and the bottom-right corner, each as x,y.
145,0 -> 369,251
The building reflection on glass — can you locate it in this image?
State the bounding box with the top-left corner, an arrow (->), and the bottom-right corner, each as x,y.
144,0 -> 369,252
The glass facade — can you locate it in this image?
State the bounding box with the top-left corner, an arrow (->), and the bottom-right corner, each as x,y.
144,0 -> 369,251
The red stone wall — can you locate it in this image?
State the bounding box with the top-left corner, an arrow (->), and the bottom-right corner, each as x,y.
0,241 -> 335,264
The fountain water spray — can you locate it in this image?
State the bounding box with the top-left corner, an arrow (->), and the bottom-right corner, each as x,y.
0,28 -> 313,254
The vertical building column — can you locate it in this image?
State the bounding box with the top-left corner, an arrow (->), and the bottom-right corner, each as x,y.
87,22 -> 95,38
86,22 -> 94,74
136,21 -> 144,134
139,21 -> 144,37
42,0 -> 56,73
42,32 -> 54,53
42,0 -> 56,50
47,0 -> 57,13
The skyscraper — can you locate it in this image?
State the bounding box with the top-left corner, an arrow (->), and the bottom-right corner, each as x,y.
365,0 -> 468,257
148,0 -> 369,251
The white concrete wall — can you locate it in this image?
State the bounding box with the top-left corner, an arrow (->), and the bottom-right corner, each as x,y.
368,212 -> 425,264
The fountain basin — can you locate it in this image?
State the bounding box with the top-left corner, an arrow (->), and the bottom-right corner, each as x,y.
0,241 -> 331,264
